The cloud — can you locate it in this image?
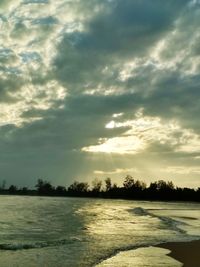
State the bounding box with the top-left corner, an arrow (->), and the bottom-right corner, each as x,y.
23,0 -> 49,4
53,0 -> 190,92
0,0 -> 199,187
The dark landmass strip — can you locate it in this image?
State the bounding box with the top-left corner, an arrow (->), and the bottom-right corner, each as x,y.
0,175 -> 199,202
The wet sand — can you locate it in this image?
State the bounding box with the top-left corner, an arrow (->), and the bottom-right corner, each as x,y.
157,239 -> 200,267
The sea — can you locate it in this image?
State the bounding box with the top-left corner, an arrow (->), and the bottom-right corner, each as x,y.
0,196 -> 199,267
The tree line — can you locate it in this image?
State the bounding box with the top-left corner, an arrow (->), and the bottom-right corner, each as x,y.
0,175 -> 199,202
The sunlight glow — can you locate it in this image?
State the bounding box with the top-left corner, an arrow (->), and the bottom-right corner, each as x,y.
82,135 -> 144,154
105,120 -> 115,129
82,114 -> 199,155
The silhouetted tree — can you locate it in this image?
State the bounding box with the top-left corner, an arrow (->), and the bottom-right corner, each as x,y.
68,181 -> 89,194
35,179 -> 54,195
0,180 -> 6,190
134,180 -> 146,190
0,175 -> 198,202
149,182 -> 158,191
55,186 -> 67,196
123,175 -> 135,189
112,183 -> 118,189
21,187 -> 28,194
105,177 -> 112,191
8,185 -> 17,194
92,178 -> 102,193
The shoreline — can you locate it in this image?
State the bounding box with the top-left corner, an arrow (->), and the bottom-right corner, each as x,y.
156,239 -> 200,267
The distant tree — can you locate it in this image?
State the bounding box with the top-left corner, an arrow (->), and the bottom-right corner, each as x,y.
123,175 -> 135,189
8,185 -> 17,194
112,183 -> 118,189
35,179 -> 54,195
35,179 -> 44,191
149,182 -> 158,191
92,178 -> 102,193
157,180 -> 174,191
68,181 -> 89,193
1,180 -> 6,190
196,188 -> 200,201
134,180 -> 146,190
105,177 -> 112,191
167,181 -> 175,190
55,186 -> 67,195
157,180 -> 167,190
21,187 -> 28,194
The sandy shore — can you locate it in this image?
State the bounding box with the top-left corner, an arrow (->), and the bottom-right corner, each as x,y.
157,239 -> 200,267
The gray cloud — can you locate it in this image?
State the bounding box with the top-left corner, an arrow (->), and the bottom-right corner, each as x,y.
53,0 -> 190,92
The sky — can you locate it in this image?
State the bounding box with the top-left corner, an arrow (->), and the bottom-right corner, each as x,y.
0,0 -> 200,188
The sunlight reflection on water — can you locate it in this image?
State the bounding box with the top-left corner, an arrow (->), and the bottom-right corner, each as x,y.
0,196 -> 198,267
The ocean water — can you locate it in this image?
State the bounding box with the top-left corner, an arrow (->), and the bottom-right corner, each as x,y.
0,196 -> 199,267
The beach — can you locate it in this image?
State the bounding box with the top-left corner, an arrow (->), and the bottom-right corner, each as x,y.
157,239 -> 200,267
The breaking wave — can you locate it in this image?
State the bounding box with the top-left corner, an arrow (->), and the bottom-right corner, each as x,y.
132,207 -> 187,234
0,237 -> 81,251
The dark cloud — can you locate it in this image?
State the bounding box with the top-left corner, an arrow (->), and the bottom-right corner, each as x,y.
53,0 -> 190,92
32,16 -> 59,25
22,0 -> 49,4
80,0 -> 188,53
0,74 -> 24,102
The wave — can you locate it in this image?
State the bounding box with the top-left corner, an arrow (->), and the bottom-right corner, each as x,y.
94,236 -> 200,267
0,237 -> 82,251
132,207 -> 187,234
93,243 -> 155,267
131,207 -> 149,216
94,207 -> 199,267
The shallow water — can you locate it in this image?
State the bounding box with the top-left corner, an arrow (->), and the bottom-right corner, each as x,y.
0,196 -> 199,267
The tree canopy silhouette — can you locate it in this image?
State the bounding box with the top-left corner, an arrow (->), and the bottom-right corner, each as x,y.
0,175 -> 199,202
